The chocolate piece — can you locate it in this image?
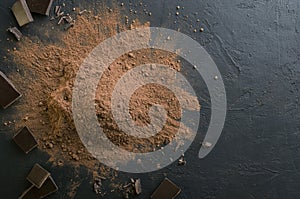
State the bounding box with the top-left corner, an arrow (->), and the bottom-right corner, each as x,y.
26,0 -> 54,16
39,176 -> 58,198
54,6 -> 61,16
79,9 -> 87,15
64,15 -> 73,23
134,178 -> 142,195
18,185 -> 37,199
19,176 -> 58,199
27,164 -> 50,188
11,0 -> 34,27
7,27 -> 23,41
57,16 -> 65,25
151,178 -> 181,199
93,178 -> 102,194
64,22 -> 74,30
13,126 -> 37,154
0,71 -> 22,109
178,154 -> 186,166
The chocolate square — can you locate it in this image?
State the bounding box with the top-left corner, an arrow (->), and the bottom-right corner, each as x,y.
7,27 -> 23,41
0,71 -> 22,109
27,164 -> 50,188
26,0 -> 54,16
151,178 -> 181,199
11,0 -> 34,27
19,176 -> 58,199
13,126 -> 37,154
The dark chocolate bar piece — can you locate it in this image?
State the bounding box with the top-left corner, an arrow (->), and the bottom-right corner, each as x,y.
11,0 -> 34,26
151,178 -> 181,199
26,0 -> 54,16
7,27 -> 23,41
0,71 -> 22,109
135,178 -> 142,195
19,176 -> 58,199
13,126 -> 37,154
27,164 -> 50,188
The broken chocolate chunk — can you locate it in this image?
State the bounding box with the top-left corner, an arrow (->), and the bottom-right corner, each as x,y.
11,0 -> 34,26
64,15 -> 73,23
64,22 -> 74,30
0,71 -> 22,109
27,164 -> 50,188
178,154 -> 186,166
134,178 -> 142,195
26,0 -> 54,16
93,177 -> 102,194
19,176 -> 58,199
151,178 -> 181,199
13,126 -> 37,154
7,27 -> 23,41
54,6 -> 61,16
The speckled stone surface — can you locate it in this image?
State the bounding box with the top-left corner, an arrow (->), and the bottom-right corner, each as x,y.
0,0 -> 300,198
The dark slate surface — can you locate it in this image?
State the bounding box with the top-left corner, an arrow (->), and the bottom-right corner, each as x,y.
1,0 -> 300,198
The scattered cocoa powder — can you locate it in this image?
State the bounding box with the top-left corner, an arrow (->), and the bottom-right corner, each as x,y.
11,9 -> 128,172
7,2 -> 199,180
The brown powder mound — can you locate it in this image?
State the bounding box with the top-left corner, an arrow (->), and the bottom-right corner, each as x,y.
9,5 -> 200,173
95,49 -> 200,153
11,9 -> 128,171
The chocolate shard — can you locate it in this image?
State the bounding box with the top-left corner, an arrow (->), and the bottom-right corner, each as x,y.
0,71 -> 22,109
13,126 -> 37,154
18,185 -> 37,199
11,0 -> 34,27
7,27 -> 23,41
19,176 -> 58,199
26,164 -> 50,188
151,178 -> 181,199
26,0 -> 54,16
178,154 -> 186,166
64,22 -> 74,30
93,177 -> 102,194
134,178 -> 142,195
39,176 -> 58,198
54,6 -> 61,16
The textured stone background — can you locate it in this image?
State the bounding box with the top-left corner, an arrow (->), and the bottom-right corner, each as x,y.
0,0 -> 299,198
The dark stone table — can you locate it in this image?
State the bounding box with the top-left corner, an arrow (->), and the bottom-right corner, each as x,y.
1,0 -> 299,198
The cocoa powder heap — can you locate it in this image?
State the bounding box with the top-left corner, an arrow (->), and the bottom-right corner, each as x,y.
8,6 -> 199,174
